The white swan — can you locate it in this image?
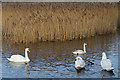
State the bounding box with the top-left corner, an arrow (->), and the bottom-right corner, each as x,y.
73,43 -> 87,55
75,56 -> 85,70
100,52 -> 114,71
7,48 -> 30,62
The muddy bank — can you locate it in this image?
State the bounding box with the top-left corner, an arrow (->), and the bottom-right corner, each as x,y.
2,2 -> 118,43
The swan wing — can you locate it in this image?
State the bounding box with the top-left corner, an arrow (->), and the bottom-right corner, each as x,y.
11,55 -> 25,59
75,59 -> 85,68
10,55 -> 25,62
101,59 -> 113,70
74,50 -> 83,52
73,50 -> 84,54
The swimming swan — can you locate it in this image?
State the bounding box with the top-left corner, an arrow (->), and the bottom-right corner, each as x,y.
100,52 -> 114,71
75,56 -> 85,70
7,48 -> 30,62
73,43 -> 87,55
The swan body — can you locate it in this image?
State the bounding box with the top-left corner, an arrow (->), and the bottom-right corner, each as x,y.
75,56 -> 85,70
100,52 -> 114,71
7,48 -> 30,62
73,43 -> 87,55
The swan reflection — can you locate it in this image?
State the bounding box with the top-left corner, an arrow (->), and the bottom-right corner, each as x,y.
76,68 -> 85,78
9,62 -> 24,68
101,70 -> 114,78
25,63 -> 30,77
9,62 -> 30,77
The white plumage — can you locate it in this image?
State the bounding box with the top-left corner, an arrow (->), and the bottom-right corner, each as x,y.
7,48 -> 30,62
75,56 -> 85,70
100,52 -> 114,71
73,43 -> 87,55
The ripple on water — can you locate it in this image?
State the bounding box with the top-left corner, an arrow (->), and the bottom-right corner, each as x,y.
2,32 -> 119,78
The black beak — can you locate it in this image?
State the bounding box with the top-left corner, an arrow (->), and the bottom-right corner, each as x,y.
75,59 -> 77,61
27,50 -> 30,53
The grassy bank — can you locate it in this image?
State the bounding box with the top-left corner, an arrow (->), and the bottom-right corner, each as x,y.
2,2 -> 118,43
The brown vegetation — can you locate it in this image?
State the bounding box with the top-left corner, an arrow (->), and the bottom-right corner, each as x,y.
2,2 -> 118,43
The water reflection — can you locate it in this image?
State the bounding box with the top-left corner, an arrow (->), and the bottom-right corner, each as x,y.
8,62 -> 30,77
101,70 -> 115,78
76,68 -> 86,78
9,62 -> 25,68
25,63 -> 30,77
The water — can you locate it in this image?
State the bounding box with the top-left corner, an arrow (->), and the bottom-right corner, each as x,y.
2,32 -> 119,78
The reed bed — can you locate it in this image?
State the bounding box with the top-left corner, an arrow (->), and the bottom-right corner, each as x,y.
2,2 -> 118,43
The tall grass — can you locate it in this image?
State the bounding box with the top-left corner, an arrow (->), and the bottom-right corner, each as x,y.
2,2 -> 118,43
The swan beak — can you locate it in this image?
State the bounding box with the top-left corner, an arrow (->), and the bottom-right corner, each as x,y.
75,59 -> 77,61
28,50 -> 30,53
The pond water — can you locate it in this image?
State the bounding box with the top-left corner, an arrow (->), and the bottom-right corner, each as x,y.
2,32 -> 119,78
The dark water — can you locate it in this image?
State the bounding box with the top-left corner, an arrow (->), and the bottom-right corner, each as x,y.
2,32 -> 119,78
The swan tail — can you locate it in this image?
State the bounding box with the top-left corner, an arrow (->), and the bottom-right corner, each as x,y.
110,67 -> 114,70
106,67 -> 114,71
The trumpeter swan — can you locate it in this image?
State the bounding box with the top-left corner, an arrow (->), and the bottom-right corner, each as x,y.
7,48 -> 30,62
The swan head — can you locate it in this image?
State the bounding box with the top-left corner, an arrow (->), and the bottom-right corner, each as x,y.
84,43 -> 87,45
102,52 -> 107,60
25,48 -> 30,53
75,56 -> 83,61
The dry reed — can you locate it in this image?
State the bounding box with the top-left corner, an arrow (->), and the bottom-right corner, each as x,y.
2,2 -> 118,43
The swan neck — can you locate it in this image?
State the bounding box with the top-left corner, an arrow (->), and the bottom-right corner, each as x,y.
102,53 -> 107,60
83,44 -> 86,53
25,50 -> 29,61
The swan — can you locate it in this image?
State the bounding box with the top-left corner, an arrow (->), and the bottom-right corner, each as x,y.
7,48 -> 30,62
100,52 -> 114,71
73,43 -> 87,55
75,56 -> 85,70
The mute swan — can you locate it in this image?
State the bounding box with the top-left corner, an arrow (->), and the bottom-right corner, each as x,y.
7,48 -> 30,62
75,56 -> 85,70
100,52 -> 114,71
73,43 -> 87,55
